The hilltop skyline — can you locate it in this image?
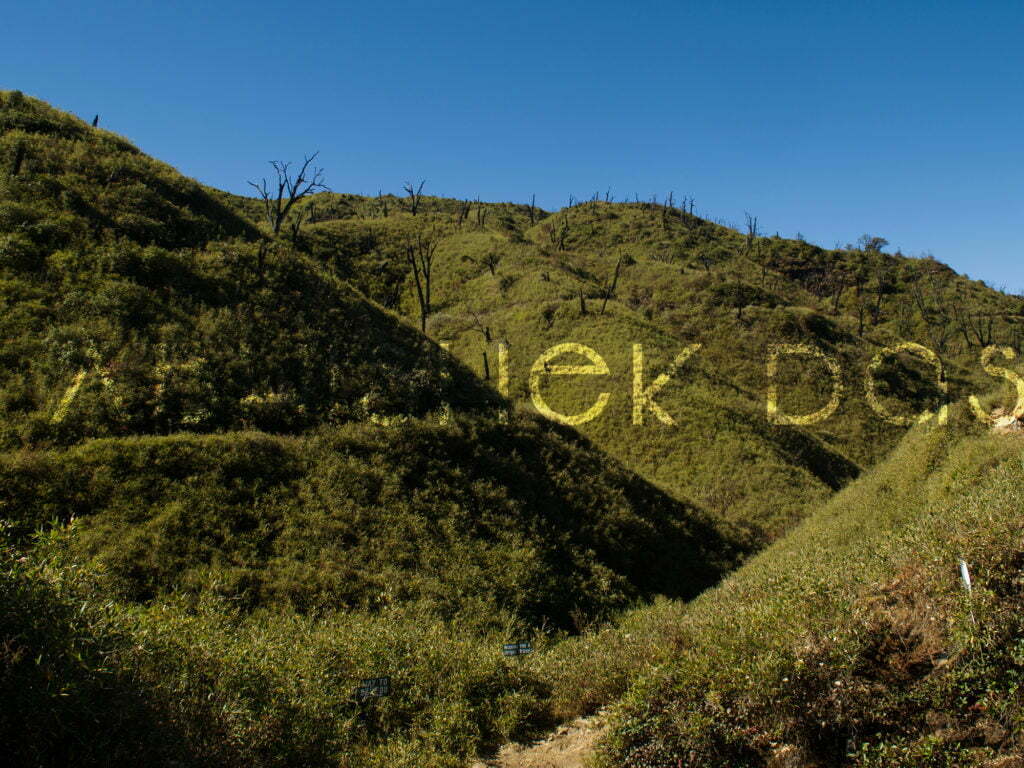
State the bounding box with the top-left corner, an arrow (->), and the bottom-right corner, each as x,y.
5,0 -> 1022,293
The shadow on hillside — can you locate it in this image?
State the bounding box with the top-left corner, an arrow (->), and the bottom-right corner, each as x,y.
0,562 -> 244,768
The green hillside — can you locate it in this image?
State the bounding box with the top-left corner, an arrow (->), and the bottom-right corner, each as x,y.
295,193 -> 1022,543
597,408 -> 1024,767
0,415 -> 738,767
2,91 -> 1024,768
0,91 -> 737,768
0,90 -> 256,249
0,90 -> 506,447
1,418 -> 733,627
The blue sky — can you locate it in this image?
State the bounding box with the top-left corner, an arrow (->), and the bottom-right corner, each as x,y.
4,1 -> 1022,292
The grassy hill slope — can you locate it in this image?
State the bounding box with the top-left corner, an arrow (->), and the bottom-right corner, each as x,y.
0,92 -> 740,768
594,410 -> 1024,767
0,90 -> 509,447
1,416 -> 734,628
3,91 -> 1024,768
297,197 -> 1022,542
0,413 -> 739,768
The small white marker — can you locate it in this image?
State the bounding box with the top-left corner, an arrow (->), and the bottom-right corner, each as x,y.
959,560 -> 972,592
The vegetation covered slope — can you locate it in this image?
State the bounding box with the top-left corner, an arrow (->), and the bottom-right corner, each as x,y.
1,416 -> 734,628
0,90 -> 506,447
595,409 -> 1024,767
0,414 -> 738,767
3,91 -> 1024,768
295,193 -> 1021,542
0,92 -> 738,768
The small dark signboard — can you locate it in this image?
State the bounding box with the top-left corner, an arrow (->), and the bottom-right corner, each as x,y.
502,641 -> 533,657
355,676 -> 391,702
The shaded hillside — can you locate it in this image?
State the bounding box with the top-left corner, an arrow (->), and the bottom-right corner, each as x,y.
0,413 -> 738,768
1,415 -> 735,628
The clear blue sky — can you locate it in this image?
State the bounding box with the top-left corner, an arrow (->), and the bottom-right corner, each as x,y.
4,1 -> 1022,293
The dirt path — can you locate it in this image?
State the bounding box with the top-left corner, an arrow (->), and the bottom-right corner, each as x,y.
470,709 -> 608,768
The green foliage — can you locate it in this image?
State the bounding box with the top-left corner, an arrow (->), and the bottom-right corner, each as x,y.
1,528 -> 552,767
3,91 -> 1024,767
598,410 -> 1024,766
0,528 -> 203,766
0,416 -> 736,628
0,90 -> 257,249
0,412 -> 738,766
0,235 -> 501,446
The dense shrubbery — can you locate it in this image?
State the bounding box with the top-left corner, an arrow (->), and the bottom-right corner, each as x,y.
0,411 -> 739,767
1,528 -> 551,768
0,527 -> 204,767
0,235 -> 500,445
0,415 -> 736,628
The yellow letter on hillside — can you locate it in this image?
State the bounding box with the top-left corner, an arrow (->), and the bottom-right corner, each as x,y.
632,343 -> 701,425
529,343 -> 610,425
864,342 -> 948,426
766,344 -> 844,426
968,345 -> 1024,421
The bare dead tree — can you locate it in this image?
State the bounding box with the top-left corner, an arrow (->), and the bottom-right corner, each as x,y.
287,201 -> 318,246
482,247 -> 500,275
950,291 -> 996,347
744,212 -> 759,254
557,214 -> 569,250
600,254 -> 624,315
248,153 -> 328,234
895,293 -> 914,337
698,252 -> 712,273
869,256 -> 891,326
403,180 -> 426,215
404,227 -> 444,332
462,242 -> 501,275
474,197 -> 487,228
745,212 -> 772,285
10,143 -> 26,177
851,257 -> 869,336
541,305 -> 557,330
456,199 -> 471,229
457,310 -> 493,379
462,310 -> 492,344
904,263 -> 955,352
830,270 -> 846,315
